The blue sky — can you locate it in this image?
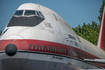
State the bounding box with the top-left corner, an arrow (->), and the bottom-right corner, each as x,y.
0,0 -> 102,31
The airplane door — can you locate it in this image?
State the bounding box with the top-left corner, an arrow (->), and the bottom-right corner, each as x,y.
65,39 -> 71,56
64,39 -> 72,64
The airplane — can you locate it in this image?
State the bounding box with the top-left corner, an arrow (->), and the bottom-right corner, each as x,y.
0,3 -> 105,70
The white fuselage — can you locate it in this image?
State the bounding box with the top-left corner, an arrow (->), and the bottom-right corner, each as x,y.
0,3 -> 105,70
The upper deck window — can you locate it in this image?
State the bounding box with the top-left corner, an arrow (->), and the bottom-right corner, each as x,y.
14,10 -> 23,16
68,34 -> 76,40
74,41 -> 79,47
24,10 -> 36,15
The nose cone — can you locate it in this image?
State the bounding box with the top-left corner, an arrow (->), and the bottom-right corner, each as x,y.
5,44 -> 17,56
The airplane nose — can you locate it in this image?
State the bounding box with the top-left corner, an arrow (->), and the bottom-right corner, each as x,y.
5,44 -> 17,56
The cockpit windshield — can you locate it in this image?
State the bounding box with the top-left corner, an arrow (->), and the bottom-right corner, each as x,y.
14,10 -> 23,16
24,10 -> 36,15
14,10 -> 44,18
7,10 -> 45,27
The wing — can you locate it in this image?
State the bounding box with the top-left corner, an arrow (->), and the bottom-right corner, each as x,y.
84,59 -> 105,64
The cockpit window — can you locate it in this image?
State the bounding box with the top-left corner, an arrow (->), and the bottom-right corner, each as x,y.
36,11 -> 40,16
36,11 -> 44,17
7,10 -> 45,27
14,10 -> 23,16
24,10 -> 36,15
38,11 -> 44,17
14,10 -> 44,18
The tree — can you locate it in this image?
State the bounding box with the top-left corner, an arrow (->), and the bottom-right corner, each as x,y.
98,2 -> 104,24
73,21 -> 99,45
0,30 -> 2,36
72,1 -> 104,45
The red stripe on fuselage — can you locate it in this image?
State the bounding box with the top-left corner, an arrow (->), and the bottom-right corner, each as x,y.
0,39 -> 104,68
0,39 -> 29,51
0,39 -> 100,59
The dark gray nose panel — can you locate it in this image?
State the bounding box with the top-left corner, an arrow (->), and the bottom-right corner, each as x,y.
5,44 -> 17,56
7,16 -> 45,27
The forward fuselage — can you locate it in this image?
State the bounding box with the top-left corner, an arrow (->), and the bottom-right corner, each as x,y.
0,3 -> 105,70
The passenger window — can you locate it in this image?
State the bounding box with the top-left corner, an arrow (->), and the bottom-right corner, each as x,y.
63,49 -> 65,53
50,46 -> 52,51
34,44 -> 37,50
24,10 -> 36,15
55,47 -> 56,52
61,48 -> 62,53
38,45 -> 40,50
59,48 -> 60,53
42,45 -> 44,50
69,50 -> 71,55
45,46 -> 46,51
57,47 -> 58,53
47,46 -> 49,51
30,44 -> 33,49
65,49 -> 66,54
53,47 -> 54,52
